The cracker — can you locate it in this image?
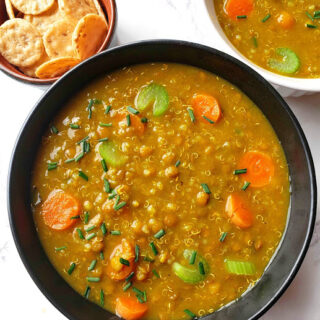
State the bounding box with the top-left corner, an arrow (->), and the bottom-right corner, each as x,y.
43,19 -> 76,59
0,18 -> 44,67
10,0 -> 55,15
35,56 -> 80,78
58,0 -> 98,21
19,53 -> 49,77
92,0 -> 107,22
72,14 -> 107,60
24,1 -> 61,35
5,0 -> 15,19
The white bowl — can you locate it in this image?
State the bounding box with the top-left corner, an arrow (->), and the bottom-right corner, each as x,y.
200,0 -> 320,97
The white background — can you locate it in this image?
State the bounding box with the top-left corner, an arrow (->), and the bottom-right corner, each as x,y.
0,1 -> 319,319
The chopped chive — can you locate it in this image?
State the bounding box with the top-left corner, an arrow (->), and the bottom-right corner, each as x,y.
108,189 -> 117,199
149,241 -> 158,256
98,137 -> 109,142
126,272 -> 135,282
100,251 -> 104,260
126,114 -> 131,126
83,141 -> 90,153
202,115 -> 214,124
76,228 -> 84,240
88,259 -> 97,271
306,23 -> 317,28
79,170 -> 88,181
127,106 -> 140,115
141,117 -> 148,123
237,15 -> 247,19
99,122 -> 112,127
187,108 -> 195,122
199,262 -> 205,275
143,256 -> 155,262
132,287 -> 144,296
70,215 -> 80,220
103,178 -> 111,193
120,258 -> 130,266
101,159 -> 108,172
105,105 -> 111,114
219,232 -> 228,242
315,10 -> 320,16
87,99 -> 94,119
123,282 -> 132,291
233,168 -> 247,175
143,291 -> 147,302
242,181 -> 251,191
64,158 -> 75,164
306,11 -> 314,21
76,136 -> 89,145
111,230 -> 121,235
135,244 -> 140,262
152,269 -> 160,278
136,295 -> 145,304
261,13 -> 271,22
55,246 -> 66,251
252,36 -> 258,48
85,225 -> 96,232
189,250 -> 197,265
201,183 -> 211,194
50,125 -> 59,134
184,309 -> 196,319
84,286 -> 91,299
154,229 -> 166,239
175,160 -> 181,167
75,152 -> 84,162
86,233 -> 97,241
100,222 -> 107,236
47,162 -> 58,171
67,262 -> 76,275
70,123 -> 80,129
92,99 -> 102,104
84,212 -> 89,224
114,195 -> 120,207
86,276 -> 100,282
100,289 -> 104,306
114,201 -> 127,211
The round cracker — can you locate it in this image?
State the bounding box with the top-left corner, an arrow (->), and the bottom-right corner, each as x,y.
72,14 -> 107,60
0,18 -> 44,67
43,19 -> 76,59
5,0 -> 15,19
10,0 -> 55,15
58,0 -> 98,21
35,57 -> 80,78
24,1 -> 61,35
19,53 -> 49,77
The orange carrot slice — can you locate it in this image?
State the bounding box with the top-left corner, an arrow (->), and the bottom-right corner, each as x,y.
119,113 -> 146,136
225,0 -> 254,20
116,297 -> 148,320
106,239 -> 135,280
192,94 -> 222,124
225,193 -> 253,229
42,189 -> 80,230
277,11 -> 295,29
238,151 -> 275,187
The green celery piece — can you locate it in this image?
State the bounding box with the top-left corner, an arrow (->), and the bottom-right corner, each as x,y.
225,259 -> 256,275
268,48 -> 300,74
99,141 -> 127,168
136,83 -> 169,116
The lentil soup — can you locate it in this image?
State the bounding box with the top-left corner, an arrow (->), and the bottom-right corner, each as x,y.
214,0 -> 320,78
32,63 -> 290,320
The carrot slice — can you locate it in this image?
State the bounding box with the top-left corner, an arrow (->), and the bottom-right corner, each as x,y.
225,193 -> 253,229
277,11 -> 295,30
225,0 -> 254,20
42,189 -> 80,230
238,151 -> 275,187
116,297 -> 148,320
119,113 -> 146,135
192,94 -> 222,123
106,239 -> 135,280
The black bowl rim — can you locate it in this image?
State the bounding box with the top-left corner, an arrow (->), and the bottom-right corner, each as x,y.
7,39 -> 317,320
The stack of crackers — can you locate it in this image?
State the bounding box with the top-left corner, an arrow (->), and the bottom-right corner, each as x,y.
0,0 -> 108,79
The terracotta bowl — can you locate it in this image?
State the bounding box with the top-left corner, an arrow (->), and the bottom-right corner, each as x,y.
0,0 -> 117,85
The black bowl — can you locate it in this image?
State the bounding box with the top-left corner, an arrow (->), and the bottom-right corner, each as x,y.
8,40 -> 317,320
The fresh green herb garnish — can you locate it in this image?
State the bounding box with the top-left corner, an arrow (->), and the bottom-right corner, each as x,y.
85,233 -> 97,241
184,309 -> 196,319
87,99 -> 94,119
261,13 -> 271,22
242,181 -> 251,191
100,222 -> 107,236
104,178 -> 111,193
114,201 -> 127,211
67,262 -> 76,275
154,229 -> 166,239
187,108 -> 195,122
189,250 -> 197,265
100,251 -> 104,260
88,259 -> 97,271
111,230 -> 121,235
70,215 -> 80,220
127,106 -> 140,115
306,23 -> 317,28
201,183 -> 211,194
149,241 -> 158,255
219,232 -> 228,242
175,160 -> 181,167
199,262 -> 205,275
237,15 -> 247,19
105,105 -> 111,114
143,256 -> 155,262
126,114 -> 131,126
98,137 -> 109,142
123,282 -> 132,291
86,277 -> 100,282
70,123 -> 80,129
55,246 -> 66,251
85,225 -> 95,232
152,269 -> 160,278
202,115 -> 214,124
126,272 -> 135,282
306,11 -> 314,21
47,162 -> 58,171
84,212 -> 89,224
141,117 -> 148,123
233,168 -> 247,175
75,152 -> 84,162
120,258 -> 130,266
252,36 -> 258,48
76,228 -> 84,240
135,244 -> 140,262
64,158 -> 75,164
99,122 -> 112,127
101,159 -> 108,172
83,286 -> 91,299
76,136 -> 89,145
78,170 -> 88,181
100,289 -> 104,306
50,125 -> 59,134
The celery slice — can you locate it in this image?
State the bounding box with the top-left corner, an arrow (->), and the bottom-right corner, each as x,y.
225,259 -> 256,275
99,141 -> 127,168
268,48 -> 300,74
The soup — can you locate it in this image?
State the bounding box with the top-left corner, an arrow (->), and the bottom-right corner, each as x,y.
214,0 -> 320,78
31,63 -> 290,319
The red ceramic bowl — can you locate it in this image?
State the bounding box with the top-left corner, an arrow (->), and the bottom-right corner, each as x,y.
0,0 -> 116,85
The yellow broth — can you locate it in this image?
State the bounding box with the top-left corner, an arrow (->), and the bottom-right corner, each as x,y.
32,63 -> 290,320
214,0 -> 320,78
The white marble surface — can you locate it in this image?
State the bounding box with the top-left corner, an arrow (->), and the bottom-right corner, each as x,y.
0,0 -> 319,319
